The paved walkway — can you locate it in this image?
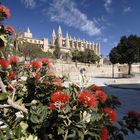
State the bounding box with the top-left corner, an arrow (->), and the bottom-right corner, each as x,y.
104,77 -> 140,90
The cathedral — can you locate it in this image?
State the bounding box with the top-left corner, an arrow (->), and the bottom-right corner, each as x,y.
22,26 -> 101,56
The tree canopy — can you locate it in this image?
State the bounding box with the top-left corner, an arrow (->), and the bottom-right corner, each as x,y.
72,49 -> 100,64
109,35 -> 140,75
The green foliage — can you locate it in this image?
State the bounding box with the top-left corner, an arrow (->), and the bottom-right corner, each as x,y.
72,49 -> 100,64
53,44 -> 61,59
0,92 -> 8,100
109,35 -> 140,75
20,42 -> 47,60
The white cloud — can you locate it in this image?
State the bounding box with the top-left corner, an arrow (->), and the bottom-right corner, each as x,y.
123,7 -> 132,13
21,0 -> 36,8
103,38 -> 108,43
44,0 -> 101,36
104,0 -> 112,12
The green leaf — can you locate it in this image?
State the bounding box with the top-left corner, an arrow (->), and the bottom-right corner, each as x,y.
0,92 -> 9,100
67,130 -> 76,138
20,122 -> 28,130
16,98 -> 23,106
30,115 -> 39,124
58,127 -> 64,135
14,127 -> 22,138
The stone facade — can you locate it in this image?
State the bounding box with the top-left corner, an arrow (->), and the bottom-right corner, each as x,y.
21,26 -> 100,56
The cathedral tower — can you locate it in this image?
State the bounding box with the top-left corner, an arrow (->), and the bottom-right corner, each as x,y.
58,26 -> 62,47
23,27 -> 32,38
52,29 -> 56,46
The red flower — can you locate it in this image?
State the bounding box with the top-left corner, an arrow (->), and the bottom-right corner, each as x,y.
96,90 -> 107,103
48,103 -> 56,110
31,60 -> 42,69
42,57 -> 49,65
34,73 -> 40,80
0,59 -> 9,69
0,5 -> 10,19
51,91 -> 70,104
53,77 -> 63,86
89,84 -> 101,91
78,90 -> 97,107
100,128 -> 108,140
102,108 -> 117,124
8,72 -> 16,80
48,102 -> 65,110
5,25 -> 15,35
9,56 -> 19,64
127,111 -> 140,121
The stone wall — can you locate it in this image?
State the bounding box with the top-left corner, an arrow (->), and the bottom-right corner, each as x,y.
52,60 -> 118,78
52,61 -> 140,78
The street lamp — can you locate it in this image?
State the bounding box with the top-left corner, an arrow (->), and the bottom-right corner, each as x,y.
60,55 -> 63,76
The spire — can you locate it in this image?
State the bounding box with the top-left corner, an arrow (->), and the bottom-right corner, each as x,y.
66,32 -> 69,38
58,25 -> 62,34
27,27 -> 30,33
52,29 -> 56,36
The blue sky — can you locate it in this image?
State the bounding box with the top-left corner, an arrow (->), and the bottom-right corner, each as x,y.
3,0 -> 140,56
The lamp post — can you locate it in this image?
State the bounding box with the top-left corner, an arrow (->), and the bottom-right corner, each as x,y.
112,63 -> 115,78
60,55 -> 63,76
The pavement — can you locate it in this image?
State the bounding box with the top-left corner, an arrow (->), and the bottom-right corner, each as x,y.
104,78 -> 140,90
68,76 -> 140,90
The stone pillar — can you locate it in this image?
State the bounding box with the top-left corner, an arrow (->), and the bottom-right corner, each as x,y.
43,38 -> 48,52
66,33 -> 70,48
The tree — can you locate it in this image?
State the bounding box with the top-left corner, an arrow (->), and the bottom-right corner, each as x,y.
109,47 -> 120,78
71,49 -> 100,64
109,35 -> 140,75
20,42 -> 47,60
53,44 -> 61,59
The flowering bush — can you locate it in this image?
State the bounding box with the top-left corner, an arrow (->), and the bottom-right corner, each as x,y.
5,25 -> 15,35
0,3 -> 140,140
0,56 -> 140,140
0,5 -> 10,20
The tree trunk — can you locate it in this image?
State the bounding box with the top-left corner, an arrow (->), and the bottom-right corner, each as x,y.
128,63 -> 131,75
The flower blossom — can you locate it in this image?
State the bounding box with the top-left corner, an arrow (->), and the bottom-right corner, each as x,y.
96,90 -> 107,103
49,91 -> 70,109
8,72 -> 16,80
100,128 -> 108,140
9,56 -> 19,64
0,5 -> 10,19
53,77 -> 63,86
31,60 -> 42,69
78,90 -> 97,107
5,25 -> 15,35
41,57 -> 52,68
0,59 -> 9,69
34,73 -> 40,80
51,90 -> 70,104
102,107 -> 117,124
41,57 -> 49,65
88,84 -> 101,91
